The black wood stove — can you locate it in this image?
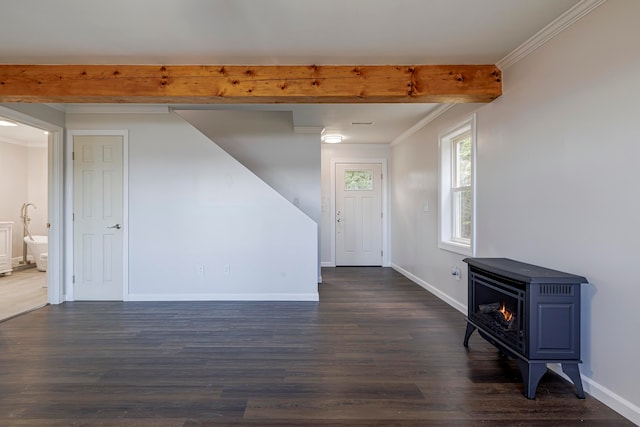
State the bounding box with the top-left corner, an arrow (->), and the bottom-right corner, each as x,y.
462,257 -> 587,399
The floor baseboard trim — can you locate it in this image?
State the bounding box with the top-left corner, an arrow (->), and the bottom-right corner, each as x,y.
547,363 -> 640,425
391,263 -> 466,314
393,263 -> 638,425
126,293 -> 320,302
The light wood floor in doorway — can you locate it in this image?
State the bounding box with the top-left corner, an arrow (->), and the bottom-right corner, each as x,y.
0,267 -> 631,426
0,267 -> 47,322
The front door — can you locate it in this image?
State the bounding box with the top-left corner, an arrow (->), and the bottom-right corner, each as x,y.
335,163 -> 383,266
73,135 -> 124,300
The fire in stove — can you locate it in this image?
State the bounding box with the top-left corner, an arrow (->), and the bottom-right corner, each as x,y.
478,302 -> 517,331
499,303 -> 513,322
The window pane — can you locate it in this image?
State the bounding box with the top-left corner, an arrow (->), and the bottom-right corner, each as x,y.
453,189 -> 472,241
344,169 -> 373,191
454,133 -> 471,188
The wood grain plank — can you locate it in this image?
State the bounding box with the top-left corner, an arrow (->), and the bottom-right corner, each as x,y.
0,64 -> 501,103
0,267 -> 630,425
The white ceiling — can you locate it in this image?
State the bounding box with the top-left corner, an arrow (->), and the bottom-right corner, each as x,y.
0,0 -> 582,144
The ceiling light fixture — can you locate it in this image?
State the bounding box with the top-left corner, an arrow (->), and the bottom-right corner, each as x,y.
322,135 -> 343,144
0,119 -> 18,127
351,122 -> 374,126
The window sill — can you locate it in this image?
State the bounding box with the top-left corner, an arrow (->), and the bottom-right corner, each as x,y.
439,240 -> 474,257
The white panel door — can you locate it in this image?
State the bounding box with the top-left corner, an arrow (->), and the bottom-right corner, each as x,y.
73,135 -> 124,300
336,163 -> 382,266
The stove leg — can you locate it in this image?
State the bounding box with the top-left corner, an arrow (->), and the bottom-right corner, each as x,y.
561,363 -> 585,399
518,360 -> 547,399
463,322 -> 476,347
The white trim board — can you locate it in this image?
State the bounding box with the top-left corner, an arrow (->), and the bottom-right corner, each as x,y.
497,0 -> 608,70
0,105 -> 64,305
391,263 -> 466,315
12,256 -> 35,266
65,130 -> 130,302
127,293 -> 320,302
391,104 -> 454,147
393,263 -> 639,425
543,365 -> 640,425
391,0 -> 607,148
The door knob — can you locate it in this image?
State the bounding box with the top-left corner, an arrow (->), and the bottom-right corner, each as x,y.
108,224 -> 121,229
337,218 -> 342,223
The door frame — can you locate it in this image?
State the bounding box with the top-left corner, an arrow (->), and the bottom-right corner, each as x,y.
66,130 -> 129,301
330,158 -> 389,267
0,106 -> 64,304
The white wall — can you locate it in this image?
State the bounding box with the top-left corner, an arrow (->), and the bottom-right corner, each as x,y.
320,143 -> 390,266
66,112 -> 318,301
0,140 -> 48,259
391,104 -> 478,311
177,110 -> 321,221
27,145 -> 48,236
391,0 -> 640,422
0,140 -> 28,258
176,110 -> 322,279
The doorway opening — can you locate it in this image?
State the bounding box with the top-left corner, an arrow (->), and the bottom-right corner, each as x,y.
0,106 -> 64,319
0,119 -> 49,320
70,132 -> 128,301
329,158 -> 389,267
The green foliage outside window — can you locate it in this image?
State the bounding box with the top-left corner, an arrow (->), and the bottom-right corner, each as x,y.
345,170 -> 373,190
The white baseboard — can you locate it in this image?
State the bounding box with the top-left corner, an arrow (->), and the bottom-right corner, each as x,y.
547,363 -> 640,425
321,262 -> 335,267
12,255 -> 35,266
391,263 -> 467,314
392,263 -> 638,424
126,292 -> 319,302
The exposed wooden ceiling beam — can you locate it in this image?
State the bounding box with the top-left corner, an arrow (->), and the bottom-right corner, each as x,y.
0,64 -> 501,104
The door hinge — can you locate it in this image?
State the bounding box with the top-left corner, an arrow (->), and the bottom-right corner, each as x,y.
381,250 -> 383,257
72,275 -> 75,283
72,152 -> 75,160
73,213 -> 75,221
381,212 -> 383,218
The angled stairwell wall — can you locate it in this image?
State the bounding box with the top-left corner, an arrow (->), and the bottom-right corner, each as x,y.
66,111 -> 318,301
176,109 -> 322,281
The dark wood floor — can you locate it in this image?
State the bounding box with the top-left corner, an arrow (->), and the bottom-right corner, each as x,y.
0,267 -> 631,426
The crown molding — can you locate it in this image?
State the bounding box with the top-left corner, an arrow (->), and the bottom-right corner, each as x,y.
390,104 -> 454,147
497,0 -> 608,70
391,0 -> 607,148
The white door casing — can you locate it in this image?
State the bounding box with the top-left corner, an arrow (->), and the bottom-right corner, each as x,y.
73,134 -> 125,300
0,106 -> 64,304
335,163 -> 383,266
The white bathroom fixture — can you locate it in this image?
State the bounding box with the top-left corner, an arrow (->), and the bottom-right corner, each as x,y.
0,222 -> 13,275
24,235 -> 48,272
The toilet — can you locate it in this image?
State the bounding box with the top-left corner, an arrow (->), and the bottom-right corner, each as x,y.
38,253 -> 48,272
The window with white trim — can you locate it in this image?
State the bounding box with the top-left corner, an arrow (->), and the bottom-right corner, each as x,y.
439,114 -> 476,256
